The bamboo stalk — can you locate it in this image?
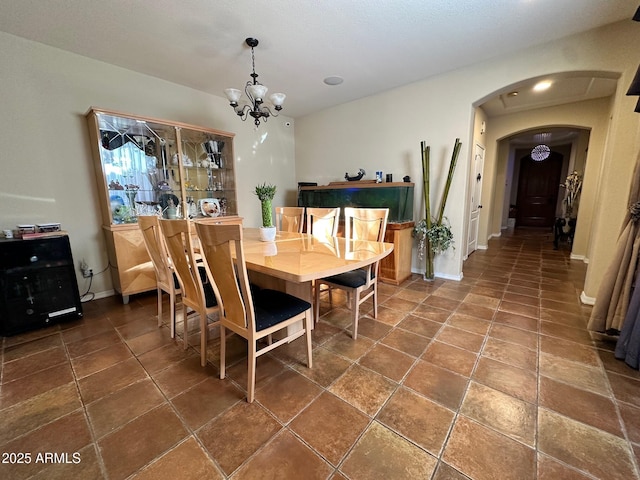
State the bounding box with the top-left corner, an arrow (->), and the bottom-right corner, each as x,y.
421,141 -> 434,280
436,138 -> 462,225
421,141 -> 431,230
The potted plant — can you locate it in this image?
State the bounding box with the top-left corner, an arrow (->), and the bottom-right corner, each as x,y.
255,182 -> 277,241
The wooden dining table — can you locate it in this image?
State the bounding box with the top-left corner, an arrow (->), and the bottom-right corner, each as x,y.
239,228 -> 394,325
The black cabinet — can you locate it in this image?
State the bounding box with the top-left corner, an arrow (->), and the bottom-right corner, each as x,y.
0,235 -> 83,336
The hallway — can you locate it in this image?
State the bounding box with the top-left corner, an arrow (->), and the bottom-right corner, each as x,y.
1,228 -> 639,479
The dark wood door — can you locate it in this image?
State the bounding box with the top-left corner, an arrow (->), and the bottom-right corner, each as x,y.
516,152 -> 563,227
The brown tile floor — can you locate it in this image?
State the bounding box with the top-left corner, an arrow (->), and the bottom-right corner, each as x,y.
2,229 -> 640,479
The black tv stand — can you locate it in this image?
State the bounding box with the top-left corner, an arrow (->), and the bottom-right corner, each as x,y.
0,234 -> 83,336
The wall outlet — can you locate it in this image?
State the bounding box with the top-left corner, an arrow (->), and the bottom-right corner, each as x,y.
80,259 -> 92,278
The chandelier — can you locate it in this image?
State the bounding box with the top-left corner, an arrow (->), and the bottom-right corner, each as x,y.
224,38 -> 286,127
531,144 -> 551,161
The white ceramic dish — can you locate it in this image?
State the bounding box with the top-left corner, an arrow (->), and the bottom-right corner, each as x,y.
199,198 -> 220,217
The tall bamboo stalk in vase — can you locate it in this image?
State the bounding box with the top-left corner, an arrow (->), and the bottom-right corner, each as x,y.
421,141 -> 435,280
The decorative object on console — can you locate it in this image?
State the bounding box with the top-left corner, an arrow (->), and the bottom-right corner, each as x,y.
36,223 -> 61,233
255,182 -> 277,241
224,38 -> 286,127
345,168 -> 366,182
17,224 -> 36,235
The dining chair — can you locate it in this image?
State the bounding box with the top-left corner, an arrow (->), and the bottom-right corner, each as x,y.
306,207 -> 340,239
195,222 -> 313,403
159,218 -> 220,367
275,206 -> 305,233
138,215 -> 182,338
314,207 -> 389,339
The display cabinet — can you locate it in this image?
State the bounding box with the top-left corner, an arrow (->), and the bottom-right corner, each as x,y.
86,107 -> 238,302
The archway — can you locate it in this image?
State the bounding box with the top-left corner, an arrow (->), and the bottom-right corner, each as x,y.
468,71 -> 619,263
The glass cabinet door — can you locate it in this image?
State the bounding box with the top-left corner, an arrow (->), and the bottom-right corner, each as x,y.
95,112 -> 181,224
178,126 -> 236,219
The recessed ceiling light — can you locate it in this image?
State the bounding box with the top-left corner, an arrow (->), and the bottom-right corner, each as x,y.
507,91 -> 519,97
533,80 -> 552,92
323,76 -> 344,86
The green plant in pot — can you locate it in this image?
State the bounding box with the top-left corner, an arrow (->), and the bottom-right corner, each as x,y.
255,182 -> 277,241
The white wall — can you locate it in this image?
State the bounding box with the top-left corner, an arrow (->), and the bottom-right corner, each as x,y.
0,31 -> 296,297
295,20 -> 640,296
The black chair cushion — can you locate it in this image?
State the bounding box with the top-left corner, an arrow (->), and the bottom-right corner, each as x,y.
324,268 -> 374,288
253,289 -> 311,332
197,266 -> 218,308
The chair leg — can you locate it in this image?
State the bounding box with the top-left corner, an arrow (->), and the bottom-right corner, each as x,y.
314,280 -> 321,324
247,341 -> 257,403
352,290 -> 361,340
220,325 -> 226,380
169,291 -> 176,338
157,287 -> 163,328
304,311 -> 313,369
182,303 -> 189,350
372,282 -> 379,319
200,309 -> 207,367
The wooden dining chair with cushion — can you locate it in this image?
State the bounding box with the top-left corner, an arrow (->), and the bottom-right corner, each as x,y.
306,207 -> 340,239
159,218 -> 220,367
138,215 -> 182,338
195,222 -> 313,403
314,207 -> 389,339
275,206 -> 305,233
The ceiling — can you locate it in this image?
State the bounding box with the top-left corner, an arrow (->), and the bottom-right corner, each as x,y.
0,0 -> 635,118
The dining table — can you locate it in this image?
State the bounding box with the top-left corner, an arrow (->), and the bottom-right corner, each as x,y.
238,228 -> 394,327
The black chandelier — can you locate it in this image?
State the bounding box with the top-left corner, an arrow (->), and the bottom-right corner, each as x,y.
224,38 -> 286,127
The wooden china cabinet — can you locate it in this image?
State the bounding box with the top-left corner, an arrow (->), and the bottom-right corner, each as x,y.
86,107 -> 239,303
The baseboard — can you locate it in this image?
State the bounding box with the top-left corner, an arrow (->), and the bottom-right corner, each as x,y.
569,253 -> 589,264
477,244 -> 488,250
488,232 -> 502,239
580,291 -> 596,305
411,269 -> 463,282
437,272 -> 463,281
81,289 -> 116,302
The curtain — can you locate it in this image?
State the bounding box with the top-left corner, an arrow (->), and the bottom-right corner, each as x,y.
615,279 -> 640,368
587,151 -> 640,333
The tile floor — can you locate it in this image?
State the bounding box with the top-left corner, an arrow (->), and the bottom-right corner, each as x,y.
2,229 -> 640,479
